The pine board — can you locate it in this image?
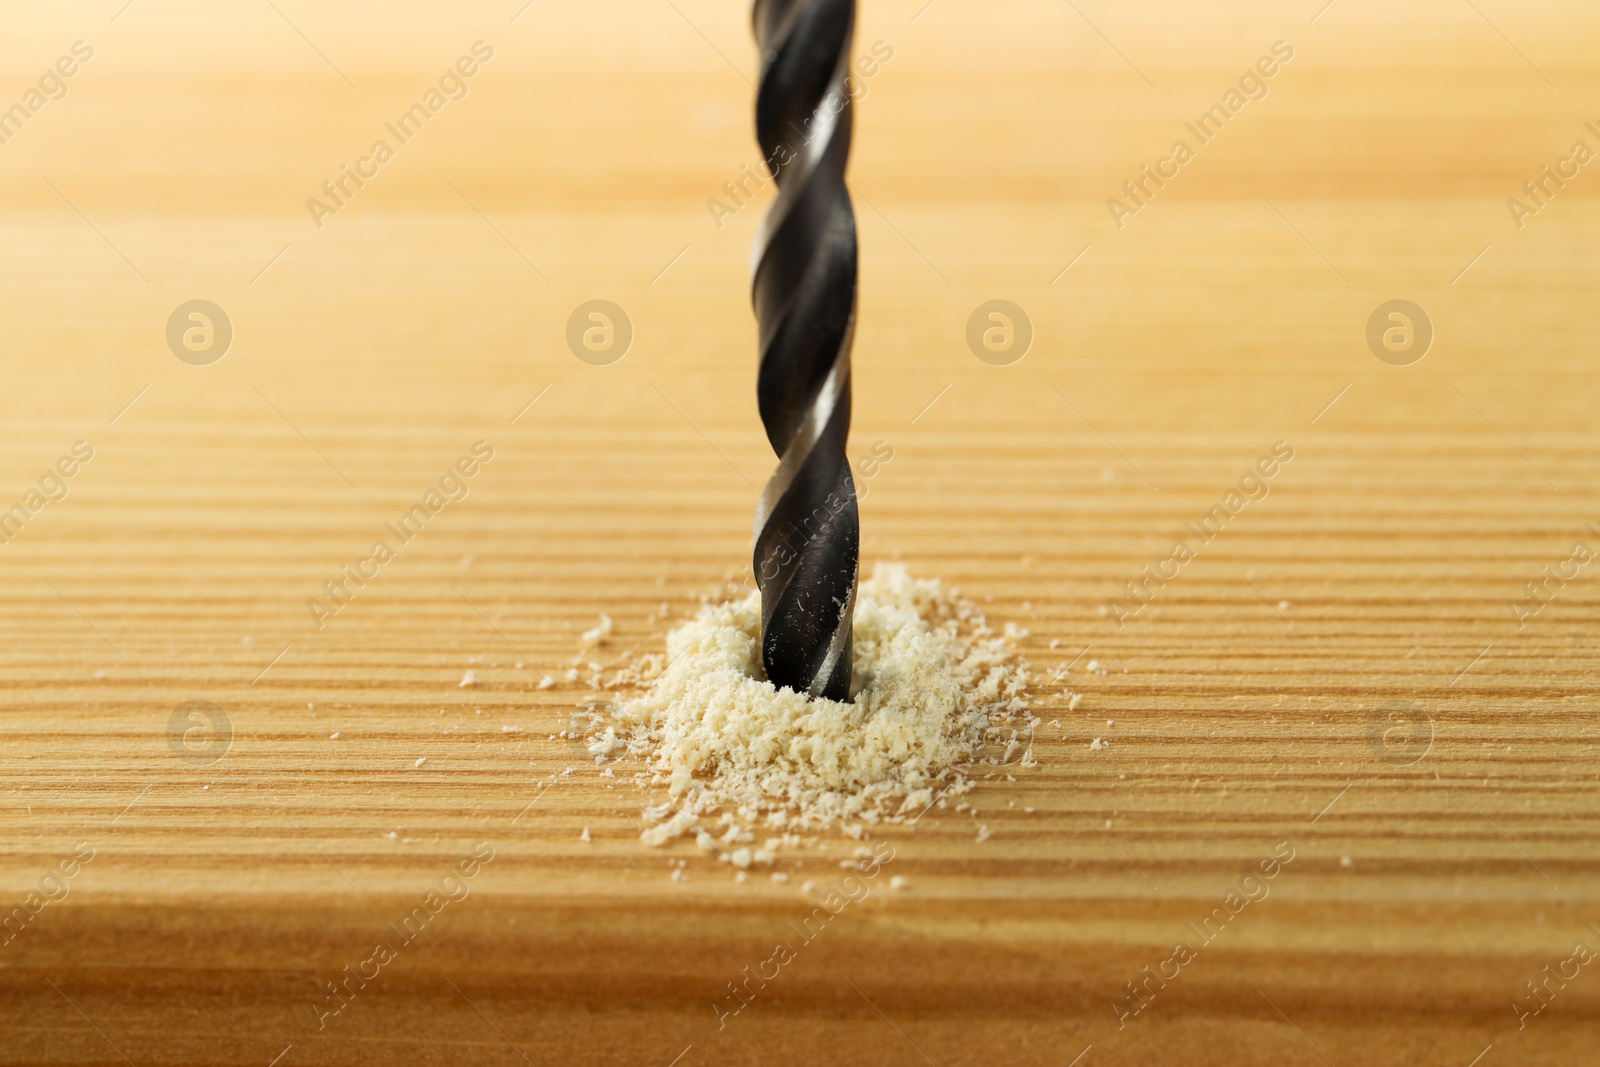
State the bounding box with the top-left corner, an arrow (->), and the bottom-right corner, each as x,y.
1,1 -> 1598,1063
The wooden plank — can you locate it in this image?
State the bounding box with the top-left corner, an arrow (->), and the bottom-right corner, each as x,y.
0,0 -> 1597,1062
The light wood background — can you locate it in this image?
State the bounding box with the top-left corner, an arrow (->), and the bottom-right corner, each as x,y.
1,0 -> 1598,1063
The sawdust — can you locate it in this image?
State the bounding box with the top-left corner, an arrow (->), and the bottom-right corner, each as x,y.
591,564 -> 1036,847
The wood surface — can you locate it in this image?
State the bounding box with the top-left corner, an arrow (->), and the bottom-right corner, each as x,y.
2,0 -> 1598,1063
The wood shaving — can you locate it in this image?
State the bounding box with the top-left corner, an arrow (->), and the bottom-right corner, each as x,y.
604,564 -> 1031,845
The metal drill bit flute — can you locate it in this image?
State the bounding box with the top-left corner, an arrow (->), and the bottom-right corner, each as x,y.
749,0 -> 860,702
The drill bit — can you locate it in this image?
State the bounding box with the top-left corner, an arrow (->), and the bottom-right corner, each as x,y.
749,0 -> 860,702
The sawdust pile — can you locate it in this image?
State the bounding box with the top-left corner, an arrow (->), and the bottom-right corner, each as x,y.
590,564 -> 1035,848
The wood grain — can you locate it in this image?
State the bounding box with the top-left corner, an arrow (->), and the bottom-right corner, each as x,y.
2,0 -> 1598,1063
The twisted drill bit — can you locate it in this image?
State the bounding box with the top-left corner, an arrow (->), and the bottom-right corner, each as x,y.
750,0 -> 859,702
